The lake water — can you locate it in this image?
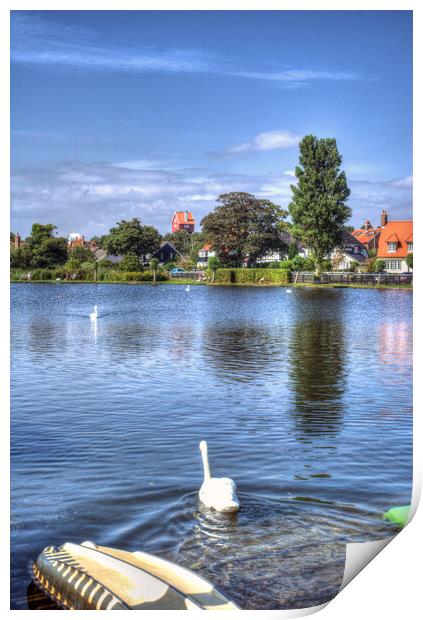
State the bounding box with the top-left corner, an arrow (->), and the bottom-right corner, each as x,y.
11,283 -> 413,609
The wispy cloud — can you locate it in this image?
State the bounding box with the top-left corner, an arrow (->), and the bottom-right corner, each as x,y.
234,69 -> 363,88
226,130 -> 301,155
11,14 -> 366,89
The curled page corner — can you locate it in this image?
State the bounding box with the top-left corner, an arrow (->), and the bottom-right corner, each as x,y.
340,537 -> 394,591
339,479 -> 420,593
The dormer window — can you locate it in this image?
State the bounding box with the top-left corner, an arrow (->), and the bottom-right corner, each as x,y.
388,242 -> 397,253
407,242 -> 413,252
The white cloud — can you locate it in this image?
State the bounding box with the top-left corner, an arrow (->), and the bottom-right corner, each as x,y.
390,175 -> 413,188
226,130 -> 301,155
283,169 -> 296,177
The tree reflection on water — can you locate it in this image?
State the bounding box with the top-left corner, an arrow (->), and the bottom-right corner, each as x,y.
288,317 -> 347,440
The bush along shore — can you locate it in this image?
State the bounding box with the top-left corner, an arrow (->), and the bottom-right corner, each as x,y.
11,267 -> 412,288
212,268 -> 291,286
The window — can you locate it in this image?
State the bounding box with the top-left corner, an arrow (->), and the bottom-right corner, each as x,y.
387,260 -> 401,271
388,242 -> 397,252
407,242 -> 413,252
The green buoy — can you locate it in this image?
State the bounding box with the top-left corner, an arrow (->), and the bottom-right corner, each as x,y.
383,505 -> 411,528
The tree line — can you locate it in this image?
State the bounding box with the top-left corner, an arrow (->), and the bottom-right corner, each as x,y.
11,135 -> 353,276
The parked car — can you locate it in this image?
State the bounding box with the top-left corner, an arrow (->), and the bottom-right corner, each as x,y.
170,267 -> 185,275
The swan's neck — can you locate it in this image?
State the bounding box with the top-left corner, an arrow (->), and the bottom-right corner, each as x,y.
201,445 -> 211,481
94,305 -> 98,315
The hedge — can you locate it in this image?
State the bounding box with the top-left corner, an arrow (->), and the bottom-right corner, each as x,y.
10,269 -> 169,283
97,270 -> 168,282
214,268 -> 291,285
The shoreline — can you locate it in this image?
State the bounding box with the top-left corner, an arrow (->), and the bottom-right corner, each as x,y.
10,279 -> 412,290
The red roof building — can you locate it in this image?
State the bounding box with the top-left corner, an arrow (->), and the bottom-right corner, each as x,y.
171,211 -> 195,234
377,220 -> 413,272
351,220 -> 382,252
351,210 -> 413,272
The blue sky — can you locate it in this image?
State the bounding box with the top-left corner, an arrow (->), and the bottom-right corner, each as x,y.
11,10 -> 412,237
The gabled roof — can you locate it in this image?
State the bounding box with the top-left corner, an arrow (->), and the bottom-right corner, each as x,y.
343,251 -> 367,263
172,211 -> 195,224
377,221 -> 413,258
351,227 -> 381,245
340,231 -> 367,251
158,241 -> 182,256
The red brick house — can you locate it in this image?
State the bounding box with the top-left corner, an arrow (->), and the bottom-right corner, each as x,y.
171,211 -> 195,234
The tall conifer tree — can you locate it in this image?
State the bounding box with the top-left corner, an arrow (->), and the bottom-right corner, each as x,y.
289,135 -> 351,276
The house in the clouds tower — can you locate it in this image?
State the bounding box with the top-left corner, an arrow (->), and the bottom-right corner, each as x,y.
171,210 -> 195,234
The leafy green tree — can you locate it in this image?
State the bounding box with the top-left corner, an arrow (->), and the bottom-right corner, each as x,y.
16,223 -> 68,268
207,256 -> 220,283
201,192 -> 288,267
288,135 -> 351,277
90,235 -> 108,249
287,240 -> 299,260
28,223 -> 57,246
10,246 -> 33,269
104,218 -> 161,259
406,253 -> 413,270
164,230 -> 192,255
68,245 -> 94,265
117,253 -> 142,271
374,259 -> 386,273
150,257 -> 159,284
291,255 -> 315,272
31,237 -> 68,268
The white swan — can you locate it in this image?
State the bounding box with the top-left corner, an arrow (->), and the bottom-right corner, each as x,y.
185,285 -> 190,292
198,441 -> 240,513
90,305 -> 98,320
286,289 -> 292,294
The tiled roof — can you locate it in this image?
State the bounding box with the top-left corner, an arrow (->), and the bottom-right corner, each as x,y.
377,221 -> 413,259
173,211 -> 195,224
351,227 -> 381,245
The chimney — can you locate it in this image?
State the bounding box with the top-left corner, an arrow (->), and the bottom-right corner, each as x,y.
184,210 -> 188,222
14,233 -> 21,249
381,210 -> 388,227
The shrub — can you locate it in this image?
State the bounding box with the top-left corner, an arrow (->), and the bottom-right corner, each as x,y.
97,258 -> 114,270
118,254 -> 142,271
214,268 -> 290,285
97,270 -> 169,282
291,255 -> 315,271
28,268 -> 54,280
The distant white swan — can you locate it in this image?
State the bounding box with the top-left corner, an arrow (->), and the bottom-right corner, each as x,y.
286,289 -> 292,294
90,305 -> 98,320
199,441 -> 240,513
185,285 -> 190,292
